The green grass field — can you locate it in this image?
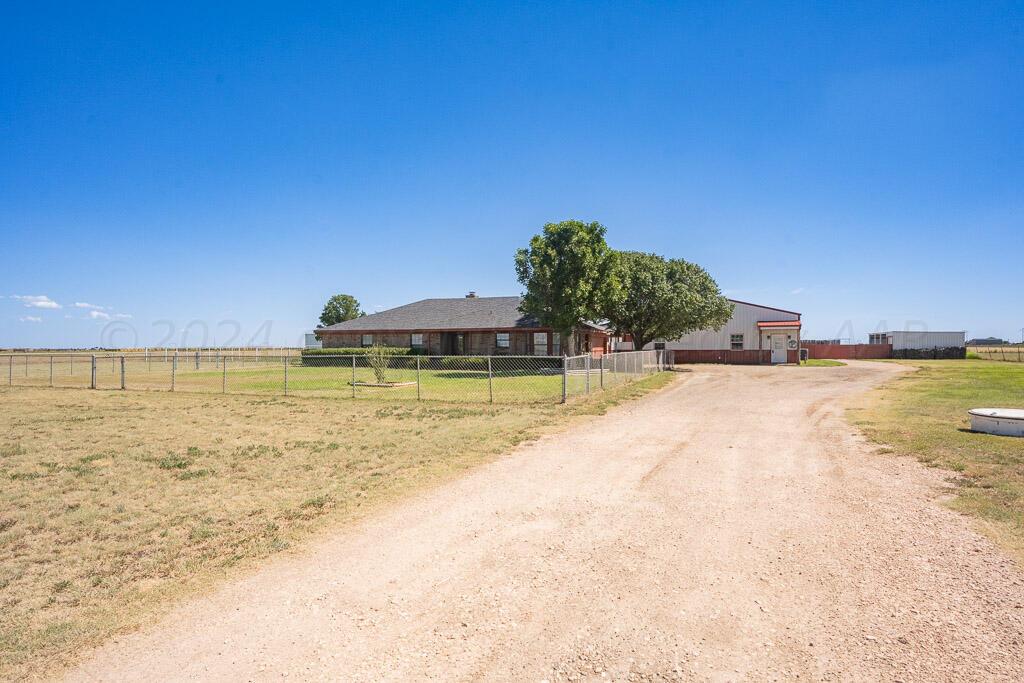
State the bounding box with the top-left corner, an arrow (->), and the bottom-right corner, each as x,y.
848,359 -> 1024,560
3,355 -> 647,403
799,358 -> 846,367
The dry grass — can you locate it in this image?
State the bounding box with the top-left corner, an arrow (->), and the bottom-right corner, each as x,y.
847,359 -> 1024,561
0,373 -> 675,678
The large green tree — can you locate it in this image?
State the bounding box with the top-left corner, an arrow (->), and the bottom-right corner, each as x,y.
604,251 -> 733,352
514,220 -> 619,354
318,294 -> 364,327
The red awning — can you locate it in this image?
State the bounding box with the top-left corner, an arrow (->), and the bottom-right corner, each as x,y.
756,320 -> 802,328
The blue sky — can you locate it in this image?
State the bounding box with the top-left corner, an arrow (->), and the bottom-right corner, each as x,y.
2,1 -> 1022,348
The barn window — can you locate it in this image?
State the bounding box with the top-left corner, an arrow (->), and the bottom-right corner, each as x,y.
495,332 -> 510,349
361,334 -> 373,347
730,333 -> 744,350
410,333 -> 424,348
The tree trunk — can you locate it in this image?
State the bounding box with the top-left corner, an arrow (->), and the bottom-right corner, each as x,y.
628,330 -> 650,352
566,329 -> 579,356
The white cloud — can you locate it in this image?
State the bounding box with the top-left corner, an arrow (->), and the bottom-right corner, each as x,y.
11,294 -> 61,309
19,315 -> 42,323
790,287 -> 805,295
112,313 -> 132,319
74,302 -> 105,310
88,310 -> 112,320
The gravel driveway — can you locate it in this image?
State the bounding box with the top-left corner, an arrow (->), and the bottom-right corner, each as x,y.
65,361 -> 1024,682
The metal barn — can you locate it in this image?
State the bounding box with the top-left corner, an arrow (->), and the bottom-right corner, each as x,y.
626,299 -> 802,364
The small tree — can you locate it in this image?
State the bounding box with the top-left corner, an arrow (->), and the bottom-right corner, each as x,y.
319,294 -> 364,327
514,220 -> 618,354
365,344 -> 390,384
604,251 -> 733,352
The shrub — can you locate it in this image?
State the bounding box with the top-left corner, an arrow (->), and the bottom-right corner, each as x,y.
301,347 -> 422,366
366,344 -> 390,384
438,357 -> 488,372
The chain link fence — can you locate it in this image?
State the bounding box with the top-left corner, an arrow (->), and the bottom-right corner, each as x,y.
1,350 -> 667,404
968,346 -> 1024,362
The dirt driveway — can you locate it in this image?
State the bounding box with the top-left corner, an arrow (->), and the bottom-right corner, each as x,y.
65,362 -> 1024,682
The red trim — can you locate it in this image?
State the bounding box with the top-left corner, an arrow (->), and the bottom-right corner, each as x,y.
728,299 -> 802,317
756,321 -> 802,328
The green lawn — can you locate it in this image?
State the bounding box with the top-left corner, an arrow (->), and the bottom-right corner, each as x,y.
800,359 -> 846,367
847,359 -> 1024,559
12,356 -> 646,403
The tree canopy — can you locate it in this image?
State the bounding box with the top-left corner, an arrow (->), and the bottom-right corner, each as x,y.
603,251 -> 733,352
318,294 -> 364,327
514,220 -> 618,353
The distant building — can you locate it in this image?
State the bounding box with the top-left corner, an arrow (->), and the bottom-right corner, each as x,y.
622,299 -> 801,365
966,337 -> 1008,346
868,331 -> 966,350
867,330 -> 967,359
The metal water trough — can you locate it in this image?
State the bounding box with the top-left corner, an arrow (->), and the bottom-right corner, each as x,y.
968,408 -> 1024,437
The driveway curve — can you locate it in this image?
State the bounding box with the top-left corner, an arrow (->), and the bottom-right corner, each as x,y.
66,361 -> 1024,682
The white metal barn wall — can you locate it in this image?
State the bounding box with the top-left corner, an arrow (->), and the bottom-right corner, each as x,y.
645,301 -> 800,351
889,331 -> 966,350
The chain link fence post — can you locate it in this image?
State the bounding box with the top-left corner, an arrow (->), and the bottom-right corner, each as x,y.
284,355 -> 289,396
120,356 -> 126,390
90,355 -> 97,389
222,355 -> 227,393
351,355 -> 356,398
416,355 -> 421,400
172,352 -> 177,391
195,351 -> 200,370
487,356 -> 494,403
561,356 -> 567,403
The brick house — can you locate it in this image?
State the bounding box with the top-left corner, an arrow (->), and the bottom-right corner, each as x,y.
315,294 -> 611,356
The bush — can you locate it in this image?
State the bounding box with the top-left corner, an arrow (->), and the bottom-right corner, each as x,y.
301,347 -> 419,356
301,347 -> 422,366
438,357 -> 488,372
892,347 -> 967,360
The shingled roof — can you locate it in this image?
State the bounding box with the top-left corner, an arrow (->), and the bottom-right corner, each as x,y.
318,296 -> 541,332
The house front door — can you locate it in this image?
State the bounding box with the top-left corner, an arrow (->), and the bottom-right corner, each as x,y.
771,335 -> 787,364
441,332 -> 465,355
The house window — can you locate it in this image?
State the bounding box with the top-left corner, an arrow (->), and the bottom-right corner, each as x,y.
361,334 -> 373,347
410,333 -> 424,348
730,333 -> 744,350
533,332 -> 548,356
495,332 -> 510,349
552,332 -> 561,356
